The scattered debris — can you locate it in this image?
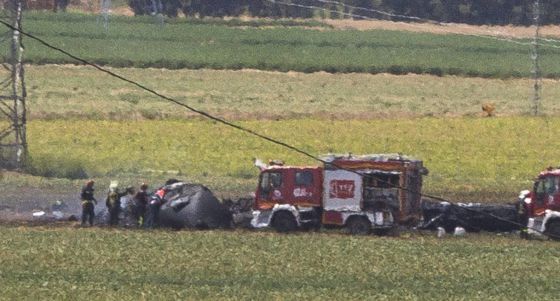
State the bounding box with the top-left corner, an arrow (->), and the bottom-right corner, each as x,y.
437,227 -> 446,238
52,211 -> 64,220
51,200 -> 67,211
454,226 -> 466,236
421,200 -> 520,233
32,211 -> 46,217
223,197 -> 254,228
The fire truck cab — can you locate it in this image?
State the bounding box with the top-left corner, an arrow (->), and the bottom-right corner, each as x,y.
520,167 -> 560,239
251,154 -> 428,235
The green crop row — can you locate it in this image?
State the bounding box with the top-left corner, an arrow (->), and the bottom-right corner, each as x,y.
19,117 -> 560,202
0,227 -> 557,300
12,12 -> 560,78
26,11 -> 332,28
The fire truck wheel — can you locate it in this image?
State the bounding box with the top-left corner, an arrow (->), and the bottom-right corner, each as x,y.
546,220 -> 560,240
346,217 -> 371,235
272,211 -> 298,233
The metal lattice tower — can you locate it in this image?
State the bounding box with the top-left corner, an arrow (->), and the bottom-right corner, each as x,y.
531,0 -> 542,116
0,0 -> 27,170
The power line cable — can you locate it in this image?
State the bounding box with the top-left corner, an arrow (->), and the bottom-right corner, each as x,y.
0,19 -> 345,175
0,18 -> 555,239
267,0 -> 560,49
312,0 -> 428,23
315,0 -> 560,45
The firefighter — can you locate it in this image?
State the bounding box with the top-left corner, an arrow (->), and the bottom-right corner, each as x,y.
120,186 -> 136,227
106,186 -> 127,226
80,180 -> 97,226
133,183 -> 149,226
145,186 -> 166,229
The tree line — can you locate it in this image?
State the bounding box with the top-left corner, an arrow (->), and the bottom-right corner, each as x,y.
127,0 -> 560,25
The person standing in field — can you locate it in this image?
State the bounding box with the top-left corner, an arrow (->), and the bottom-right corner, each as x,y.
120,186 -> 136,227
145,186 -> 166,229
80,180 -> 97,226
106,186 -> 127,226
133,183 -> 149,226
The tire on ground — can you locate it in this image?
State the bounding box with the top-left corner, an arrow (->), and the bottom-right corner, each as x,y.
346,216 -> 371,235
272,210 -> 298,233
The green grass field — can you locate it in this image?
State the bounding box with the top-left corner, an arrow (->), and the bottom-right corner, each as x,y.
1,12 -> 559,299
14,117 -> 557,202
13,12 -> 560,78
25,65 -> 560,119
0,227 -> 557,300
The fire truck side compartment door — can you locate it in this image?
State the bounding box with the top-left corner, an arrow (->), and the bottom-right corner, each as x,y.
292,169 -> 322,206
323,169 -> 362,211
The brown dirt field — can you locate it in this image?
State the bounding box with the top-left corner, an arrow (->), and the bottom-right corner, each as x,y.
325,19 -> 560,39
67,0 -> 135,16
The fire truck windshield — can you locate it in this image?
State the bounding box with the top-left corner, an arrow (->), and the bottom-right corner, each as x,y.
535,176 -> 559,205
536,177 -> 557,194
260,172 -> 282,193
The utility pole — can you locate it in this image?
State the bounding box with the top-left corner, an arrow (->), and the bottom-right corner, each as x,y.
0,0 -> 27,170
531,0 -> 542,116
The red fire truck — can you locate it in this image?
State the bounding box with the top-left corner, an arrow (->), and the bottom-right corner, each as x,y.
250,154 -> 428,234
519,167 -> 560,239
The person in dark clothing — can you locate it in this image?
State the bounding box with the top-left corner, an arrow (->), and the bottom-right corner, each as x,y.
133,183 -> 149,226
145,187 -> 166,229
121,186 -> 136,227
106,187 -> 127,226
81,180 -> 97,226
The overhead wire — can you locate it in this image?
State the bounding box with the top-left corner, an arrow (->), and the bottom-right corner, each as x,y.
266,0 -> 560,49
312,0 -> 427,23
0,16 -> 556,239
316,0 -> 560,46
0,19 -> 329,161
315,0 -> 560,45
